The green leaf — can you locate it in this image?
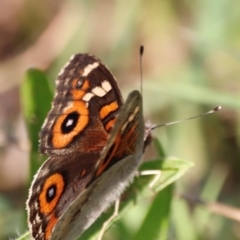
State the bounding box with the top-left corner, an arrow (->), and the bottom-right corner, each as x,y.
133,184 -> 174,240
20,69 -> 52,180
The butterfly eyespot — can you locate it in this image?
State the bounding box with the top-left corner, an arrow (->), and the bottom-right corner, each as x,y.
62,112 -> 80,134
39,173 -> 65,214
52,102 -> 89,148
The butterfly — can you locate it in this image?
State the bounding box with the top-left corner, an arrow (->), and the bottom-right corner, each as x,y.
26,52 -> 153,240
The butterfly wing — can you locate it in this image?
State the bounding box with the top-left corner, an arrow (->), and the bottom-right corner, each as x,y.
40,54 -> 123,155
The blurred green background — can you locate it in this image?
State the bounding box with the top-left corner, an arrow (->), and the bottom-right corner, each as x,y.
0,0 -> 240,239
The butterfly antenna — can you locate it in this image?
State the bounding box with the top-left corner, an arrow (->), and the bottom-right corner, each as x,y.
139,45 -> 144,95
151,106 -> 222,130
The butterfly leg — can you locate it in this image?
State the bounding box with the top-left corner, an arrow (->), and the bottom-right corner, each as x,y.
97,199 -> 120,240
139,170 -> 162,189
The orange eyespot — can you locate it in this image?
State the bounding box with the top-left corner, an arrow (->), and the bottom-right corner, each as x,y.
39,173 -> 64,214
52,101 -> 89,148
